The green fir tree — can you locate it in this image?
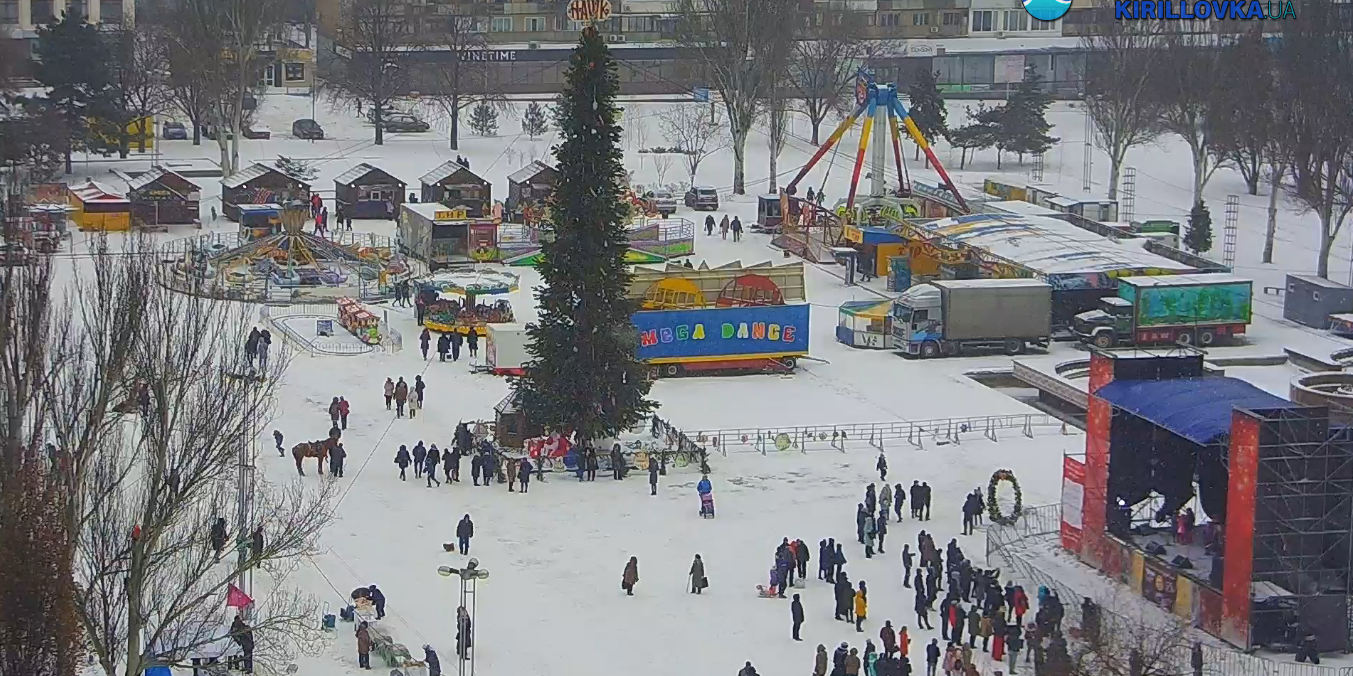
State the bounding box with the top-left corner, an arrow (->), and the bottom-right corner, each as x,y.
33,12 -> 116,173
514,27 -> 656,445
1185,201 -> 1214,253
521,101 -> 549,138
906,69 -> 947,161
468,101 -> 498,136
1000,68 -> 1058,163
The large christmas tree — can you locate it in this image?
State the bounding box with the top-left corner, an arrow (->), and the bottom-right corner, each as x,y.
516,27 -> 656,444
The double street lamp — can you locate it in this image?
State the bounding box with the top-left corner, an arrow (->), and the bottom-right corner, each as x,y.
438,559 -> 489,676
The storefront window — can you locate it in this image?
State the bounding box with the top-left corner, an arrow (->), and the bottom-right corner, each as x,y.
32,0 -> 53,21
285,63 -> 306,82
0,0 -> 18,24
100,0 -> 122,23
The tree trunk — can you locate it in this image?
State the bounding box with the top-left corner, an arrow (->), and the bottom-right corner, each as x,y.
449,93 -> 461,150
1107,152 -> 1125,201
1245,168 -> 1260,195
1318,198 -> 1336,279
996,150 -> 1002,170
64,146 -> 72,175
1262,164 -> 1284,264
768,143 -> 778,194
1188,139 -> 1208,207
809,118 -> 821,146
731,127 -> 747,195
192,118 -> 201,145
375,105 -> 384,146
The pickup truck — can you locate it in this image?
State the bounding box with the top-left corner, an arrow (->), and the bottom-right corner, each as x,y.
643,190 -> 678,218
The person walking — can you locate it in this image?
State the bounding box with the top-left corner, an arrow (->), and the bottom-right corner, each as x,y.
621,556 -> 639,596
876,452 -> 888,481
902,544 -> 914,587
925,639 -> 940,676
393,378 -> 409,417
791,592 -> 805,640
880,621 -> 898,658
395,445 -> 410,481
815,645 -> 829,676
337,397 -> 350,430
506,452 -> 519,491
689,554 -> 707,594
457,514 -> 473,554
467,330 -> 478,358
845,648 -> 861,676
518,457 -> 532,493
425,445 -> 441,487
437,333 -> 450,362
795,538 -> 810,581
328,396 -> 342,429
330,443 -> 347,478
423,645 -> 441,676
649,460 -> 660,496
731,216 -> 743,242
420,328 -> 431,360
876,514 -> 888,554
355,621 -> 372,670
719,214 -> 730,239
413,442 -> 427,479
383,378 -> 394,410
407,390 -> 420,418
230,616 -> 255,674
704,214 -> 715,236
894,482 -> 905,521
450,332 -> 463,361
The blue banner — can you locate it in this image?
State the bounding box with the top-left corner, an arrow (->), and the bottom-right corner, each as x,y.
632,304 -> 811,361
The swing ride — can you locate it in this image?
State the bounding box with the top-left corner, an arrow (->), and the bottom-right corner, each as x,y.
772,78 -> 971,262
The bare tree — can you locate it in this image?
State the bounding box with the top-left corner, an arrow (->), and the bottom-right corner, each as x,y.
765,80 -> 788,194
653,153 -> 674,185
59,246 -> 336,676
218,0 -> 287,172
323,0 -> 418,146
789,11 -> 875,146
1081,15 -> 1165,200
103,25 -> 170,156
1151,30 -> 1224,207
0,259 -> 83,676
426,15 -> 507,151
658,104 -> 727,184
1060,590 -> 1216,676
163,36 -> 215,146
674,0 -> 799,194
1274,0 -> 1353,279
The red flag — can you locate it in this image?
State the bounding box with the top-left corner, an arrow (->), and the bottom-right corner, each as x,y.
226,584 -> 253,609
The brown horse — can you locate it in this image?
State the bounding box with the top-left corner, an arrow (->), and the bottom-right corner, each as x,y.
292,437 -> 334,476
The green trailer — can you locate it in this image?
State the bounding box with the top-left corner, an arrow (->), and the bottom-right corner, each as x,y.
1072,274 -> 1253,348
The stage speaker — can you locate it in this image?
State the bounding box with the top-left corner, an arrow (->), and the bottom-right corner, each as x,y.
1145,543 -> 1168,557
1171,555 -> 1193,569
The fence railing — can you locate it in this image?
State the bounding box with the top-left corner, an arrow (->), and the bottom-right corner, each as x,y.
691,413 -> 1076,456
987,505 -> 1353,676
261,303 -> 401,356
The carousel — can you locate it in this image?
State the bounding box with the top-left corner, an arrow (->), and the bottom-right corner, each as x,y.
163,200 -> 418,302
419,268 -> 520,336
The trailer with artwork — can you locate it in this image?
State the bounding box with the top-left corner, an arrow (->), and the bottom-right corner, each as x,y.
1072,274 -> 1252,348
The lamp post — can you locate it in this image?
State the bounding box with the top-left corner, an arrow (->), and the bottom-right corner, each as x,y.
438,559 -> 489,676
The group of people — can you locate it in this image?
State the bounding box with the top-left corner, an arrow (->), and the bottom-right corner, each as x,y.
392,423 -> 537,493
701,214 -> 745,242
382,375 -> 425,418
244,327 -> 273,374
419,327 -> 478,362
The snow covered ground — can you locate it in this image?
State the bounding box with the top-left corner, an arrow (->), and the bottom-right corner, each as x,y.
54,84 -> 1353,675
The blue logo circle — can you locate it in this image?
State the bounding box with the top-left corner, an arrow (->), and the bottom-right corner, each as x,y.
1023,0 -> 1071,21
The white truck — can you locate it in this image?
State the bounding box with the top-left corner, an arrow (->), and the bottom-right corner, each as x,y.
485,324 -> 530,376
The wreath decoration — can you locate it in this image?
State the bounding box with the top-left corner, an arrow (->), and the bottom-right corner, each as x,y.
988,469 -> 1023,526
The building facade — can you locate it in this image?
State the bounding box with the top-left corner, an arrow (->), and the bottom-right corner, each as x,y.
1,0 -> 134,31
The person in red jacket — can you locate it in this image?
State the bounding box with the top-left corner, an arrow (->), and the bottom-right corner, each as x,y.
337,397 -> 350,430
899,625 -> 910,658
1012,586 -> 1030,626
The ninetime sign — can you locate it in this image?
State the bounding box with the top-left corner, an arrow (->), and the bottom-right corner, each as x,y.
567,0 -> 613,21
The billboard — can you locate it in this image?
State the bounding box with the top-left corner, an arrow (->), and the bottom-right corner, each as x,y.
632,304 -> 810,362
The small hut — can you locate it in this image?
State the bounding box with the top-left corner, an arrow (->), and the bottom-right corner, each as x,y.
505,161 -> 558,219
419,161 -> 491,217
836,299 -> 893,349
221,163 -> 311,221
127,166 -> 202,227
333,162 -> 405,220
68,180 -> 132,232
494,388 -> 543,449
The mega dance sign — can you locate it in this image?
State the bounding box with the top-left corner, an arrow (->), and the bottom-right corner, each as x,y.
632,304 -> 810,361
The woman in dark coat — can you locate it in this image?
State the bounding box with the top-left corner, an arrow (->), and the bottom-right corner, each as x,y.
622,556 -> 639,595
689,554 -> 707,594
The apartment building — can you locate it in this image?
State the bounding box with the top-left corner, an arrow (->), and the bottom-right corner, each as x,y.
967,0 -> 1060,37
863,0 -> 969,40
1,0 -> 135,31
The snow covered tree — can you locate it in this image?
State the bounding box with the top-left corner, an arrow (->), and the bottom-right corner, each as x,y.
516,27 -> 656,446
1152,30 -> 1226,207
521,101 -> 548,138
906,69 -> 947,162
1000,69 -> 1058,163
658,104 -> 727,184
1185,201 -> 1213,254
468,101 -> 498,136
947,104 -> 998,170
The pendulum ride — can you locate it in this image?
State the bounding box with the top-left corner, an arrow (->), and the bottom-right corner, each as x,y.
784,79 -> 970,222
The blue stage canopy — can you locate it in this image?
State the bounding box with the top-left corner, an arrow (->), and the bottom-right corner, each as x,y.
1094,377 -> 1298,445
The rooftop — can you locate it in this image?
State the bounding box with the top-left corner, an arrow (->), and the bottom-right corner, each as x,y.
507,161 -> 557,185
222,163 -> 311,189
334,162 -> 405,187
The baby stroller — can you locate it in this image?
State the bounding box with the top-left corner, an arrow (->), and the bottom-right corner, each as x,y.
699,492 -> 715,519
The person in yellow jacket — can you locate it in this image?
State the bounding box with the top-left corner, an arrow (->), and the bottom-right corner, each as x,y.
854,589 -> 868,632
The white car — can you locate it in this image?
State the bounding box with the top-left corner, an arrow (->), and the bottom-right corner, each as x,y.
643,190 -> 678,217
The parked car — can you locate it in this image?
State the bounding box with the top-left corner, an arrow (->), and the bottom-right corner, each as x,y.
365,105 -> 399,124
292,118 -> 324,140
684,185 -> 719,210
242,125 -> 271,140
0,243 -> 34,267
643,189 -> 678,217
163,121 -> 188,140
382,112 -> 430,133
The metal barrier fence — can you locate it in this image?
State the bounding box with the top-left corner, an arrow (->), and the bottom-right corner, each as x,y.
986,504 -> 1353,676
692,413 -> 1077,456
261,304 -> 402,356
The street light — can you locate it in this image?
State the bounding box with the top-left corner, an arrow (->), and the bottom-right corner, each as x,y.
437,559 -> 488,676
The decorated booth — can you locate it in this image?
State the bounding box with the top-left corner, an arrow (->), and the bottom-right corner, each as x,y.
835,299 -> 894,349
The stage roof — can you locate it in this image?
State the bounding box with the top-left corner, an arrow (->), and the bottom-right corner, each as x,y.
1095,377 -> 1299,445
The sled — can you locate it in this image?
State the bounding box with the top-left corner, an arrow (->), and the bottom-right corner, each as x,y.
756,585 -> 779,598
